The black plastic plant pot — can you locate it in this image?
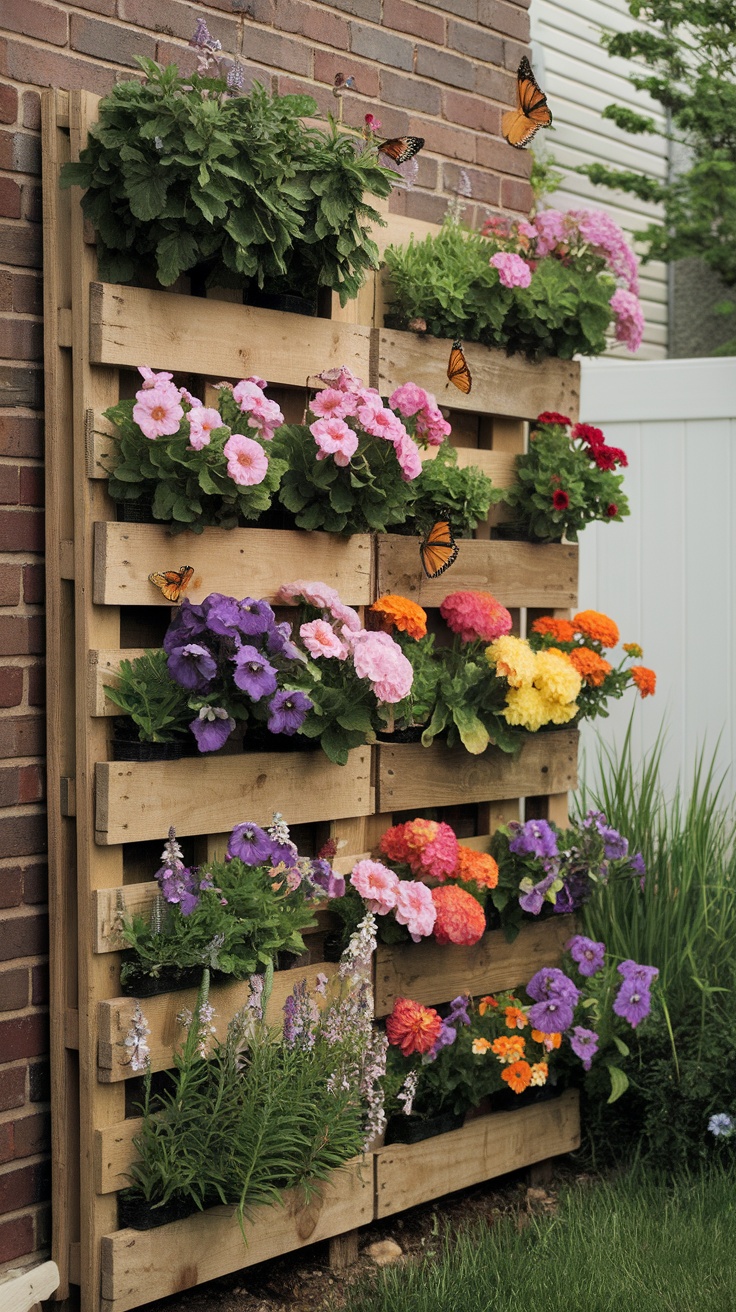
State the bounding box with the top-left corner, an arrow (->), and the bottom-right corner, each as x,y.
492,1085 -> 560,1114
119,962 -> 206,998
246,289 -> 317,317
384,1109 -> 466,1145
118,500 -> 156,524
376,725 -> 426,745
242,725 -> 318,755
111,738 -> 188,762
118,1191 -> 196,1231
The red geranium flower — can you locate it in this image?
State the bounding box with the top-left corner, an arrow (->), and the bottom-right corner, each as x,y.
571,423 -> 605,447
552,489 -> 570,510
606,503 -> 618,517
536,412 -> 571,426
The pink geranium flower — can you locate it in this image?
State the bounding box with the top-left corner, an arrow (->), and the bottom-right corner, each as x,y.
394,880 -> 436,941
246,395 -> 284,439
232,379 -> 264,411
350,859 -> 399,914
393,431 -> 423,481
310,388 -> 357,421
310,416 -> 359,466
133,385 -> 184,440
299,619 -> 347,659
317,365 -> 364,392
490,251 -> 532,289
223,433 -> 268,485
389,382 -> 428,417
352,630 -> 413,702
188,406 -> 224,451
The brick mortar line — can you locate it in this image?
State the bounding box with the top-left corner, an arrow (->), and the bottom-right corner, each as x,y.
0,903 -> 48,920
0,1153 -> 49,1179
0,950 -> 49,965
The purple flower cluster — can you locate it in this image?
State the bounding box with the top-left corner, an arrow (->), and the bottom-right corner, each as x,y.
155,826 -> 203,916
426,995 -> 471,1062
526,966 -> 580,1034
567,935 -> 606,977
613,959 -> 659,1028
509,819 -> 558,859
282,978 -> 319,1050
164,594 -> 312,752
582,810 -> 629,860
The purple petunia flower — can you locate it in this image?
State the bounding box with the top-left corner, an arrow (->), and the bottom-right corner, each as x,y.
238,597 -> 276,636
509,819 -> 558,859
167,643 -> 217,690
583,809 -> 629,860
613,979 -> 652,1028
526,966 -> 580,1006
227,822 -> 272,866
569,1025 -> 599,1070
618,960 -> 659,989
426,1020 -> 458,1062
568,935 -> 606,977
189,706 -> 235,752
528,997 -> 575,1033
232,645 -> 278,700
271,834 -> 299,866
309,858 -> 346,899
203,593 -> 247,638
519,869 -> 558,915
266,621 -> 305,663
447,995 -> 471,1027
267,689 -> 313,735
163,599 -> 207,654
553,870 -> 593,914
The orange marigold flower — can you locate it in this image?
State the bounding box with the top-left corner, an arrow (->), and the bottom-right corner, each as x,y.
624,642 -> 643,658
491,1035 -> 526,1064
530,1061 -> 548,1087
573,610 -> 620,648
530,616 -> 576,643
385,996 -> 443,1057
453,846 -> 499,890
431,884 -> 486,946
505,1006 -> 528,1031
370,594 -> 428,641
532,1029 -> 562,1051
568,647 -> 612,687
478,996 -> 498,1015
472,1037 -> 492,1055
502,1060 -> 533,1093
632,666 -> 656,698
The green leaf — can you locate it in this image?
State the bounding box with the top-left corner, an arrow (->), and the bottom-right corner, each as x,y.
606,1064 -> 630,1104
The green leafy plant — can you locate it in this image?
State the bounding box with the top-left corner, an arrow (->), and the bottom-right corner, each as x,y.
59,59 -> 394,304
104,650 -> 192,744
410,445 -> 502,538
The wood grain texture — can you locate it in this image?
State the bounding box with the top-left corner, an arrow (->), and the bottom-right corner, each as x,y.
93,522 -> 373,608
375,1090 -> 580,1218
89,281 -> 372,385
98,961 -> 338,1082
95,748 -> 373,845
374,916 -> 575,1016
376,537 -> 578,609
100,1158 -> 373,1312
376,732 -> 578,812
377,329 -> 580,421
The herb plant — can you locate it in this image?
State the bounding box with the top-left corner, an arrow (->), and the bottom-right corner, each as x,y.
410,444 -> 501,538
104,650 -> 192,744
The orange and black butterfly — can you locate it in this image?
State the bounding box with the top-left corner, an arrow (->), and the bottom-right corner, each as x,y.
378,136 -> 425,165
420,515 -> 459,580
447,340 -> 472,395
502,57 -> 552,149
148,565 -> 194,604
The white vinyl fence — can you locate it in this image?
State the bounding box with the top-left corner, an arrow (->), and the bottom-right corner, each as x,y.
577,357 -> 736,796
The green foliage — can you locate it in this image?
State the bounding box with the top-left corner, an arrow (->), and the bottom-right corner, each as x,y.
529,148 -> 564,208
388,633 -> 443,733
60,59 -> 394,304
579,1 -> 736,286
384,220 -> 617,361
420,640 -> 521,757
104,650 -> 192,743
410,445 -> 502,538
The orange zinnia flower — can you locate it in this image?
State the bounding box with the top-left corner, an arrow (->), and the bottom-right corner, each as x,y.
491,1035 -> 526,1064
454,846 -> 499,890
385,997 -> 443,1057
632,666 -> 656,698
502,1060 -> 533,1093
478,996 -> 498,1015
505,1006 -> 528,1031
531,616 -> 576,644
568,647 -> 612,687
370,594 -> 427,640
573,610 -> 620,648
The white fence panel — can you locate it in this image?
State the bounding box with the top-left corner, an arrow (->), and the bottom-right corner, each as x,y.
577,358 -> 736,795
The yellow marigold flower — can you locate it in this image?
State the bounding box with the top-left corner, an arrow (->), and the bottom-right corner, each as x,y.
472,1037 -> 492,1055
478,996 -> 498,1016
502,1060 -> 532,1093
532,1030 -> 562,1051
530,1061 -> 548,1087
370,594 -> 427,640
505,1006 -> 528,1030
502,685 -> 552,733
533,650 -> 582,705
624,642 -> 643,658
542,698 -> 579,725
573,610 -> 620,648
486,634 -> 537,688
491,1035 -> 526,1064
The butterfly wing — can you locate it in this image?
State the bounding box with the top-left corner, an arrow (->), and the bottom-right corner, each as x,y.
148,566 -> 194,604
378,135 -> 425,165
502,58 -> 552,149
420,518 -> 459,580
447,340 -> 472,395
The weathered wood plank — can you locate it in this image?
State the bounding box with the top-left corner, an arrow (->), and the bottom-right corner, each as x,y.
374,1090 -> 579,1218
95,747 -> 373,845
377,328 -> 580,421
376,731 -> 578,812
100,1158 -> 373,1312
93,522 -> 373,608
374,916 -> 575,1017
89,281 -> 372,385
375,536 -> 577,609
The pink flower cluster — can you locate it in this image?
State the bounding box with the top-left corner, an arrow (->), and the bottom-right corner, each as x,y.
276,580 -> 362,633
232,377 -> 284,442
440,591 -> 513,644
609,288 -> 645,353
490,251 -> 532,289
350,859 -> 436,941
352,629 -> 413,703
132,368 -> 184,440
389,383 -> 451,447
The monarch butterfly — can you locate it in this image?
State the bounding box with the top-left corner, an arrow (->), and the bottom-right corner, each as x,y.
502,57 -> 552,150
420,515 -> 459,580
447,340 -> 472,395
378,135 -> 425,165
148,565 -> 194,604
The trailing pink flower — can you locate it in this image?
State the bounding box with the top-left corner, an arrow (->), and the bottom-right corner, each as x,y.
310,416 -> 359,466
490,251 -> 532,289
223,433 -> 268,485
610,287 -> 645,353
133,385 -> 184,440
310,388 -> 357,421
394,880 -> 436,941
299,618 -> 347,660
188,406 -> 224,451
350,859 -> 399,914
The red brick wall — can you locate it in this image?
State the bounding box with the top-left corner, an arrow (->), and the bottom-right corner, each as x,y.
0,0 -> 530,1273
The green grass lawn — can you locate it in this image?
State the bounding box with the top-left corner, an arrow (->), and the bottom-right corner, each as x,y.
340,1169 -> 736,1312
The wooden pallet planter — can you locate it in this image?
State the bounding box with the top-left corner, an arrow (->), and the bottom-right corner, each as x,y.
376,536 -> 578,610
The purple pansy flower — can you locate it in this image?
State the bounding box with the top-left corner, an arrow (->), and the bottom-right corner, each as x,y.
267,689 -> 312,734
568,935 -> 606,977
613,978 -> 652,1028
232,645 -> 278,699
569,1025 -> 599,1070
189,706 -> 235,752
166,643 -> 217,690
227,822 -> 272,866
509,818 -> 558,859
238,597 -> 276,635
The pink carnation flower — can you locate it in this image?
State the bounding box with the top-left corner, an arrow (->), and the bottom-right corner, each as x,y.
610,287 -> 645,353
490,251 -> 532,289
223,433 -> 268,486
350,859 -> 399,914
187,406 -> 224,451
394,880 -> 436,941
310,416 -> 359,467
352,630 -> 413,703
299,619 -> 347,659
440,591 -> 513,644
310,388 -> 357,421
133,385 -> 184,440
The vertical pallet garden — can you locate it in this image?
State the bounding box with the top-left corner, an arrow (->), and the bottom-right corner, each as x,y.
43,87 -> 582,1312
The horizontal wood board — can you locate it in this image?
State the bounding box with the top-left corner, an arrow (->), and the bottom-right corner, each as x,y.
100,1158 -> 373,1311
374,916 -> 575,1016
89,282 -> 372,386
95,748 -> 373,845
93,522 -> 373,608
98,960 -> 337,1081
376,731 -> 578,811
376,537 -> 578,609
378,329 -> 580,421
375,1089 -> 580,1217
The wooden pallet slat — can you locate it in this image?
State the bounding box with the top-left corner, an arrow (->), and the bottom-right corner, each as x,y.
376,537 -> 578,609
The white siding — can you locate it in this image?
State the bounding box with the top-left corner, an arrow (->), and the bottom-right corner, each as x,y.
577,357 -> 736,796
532,0 -> 669,359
